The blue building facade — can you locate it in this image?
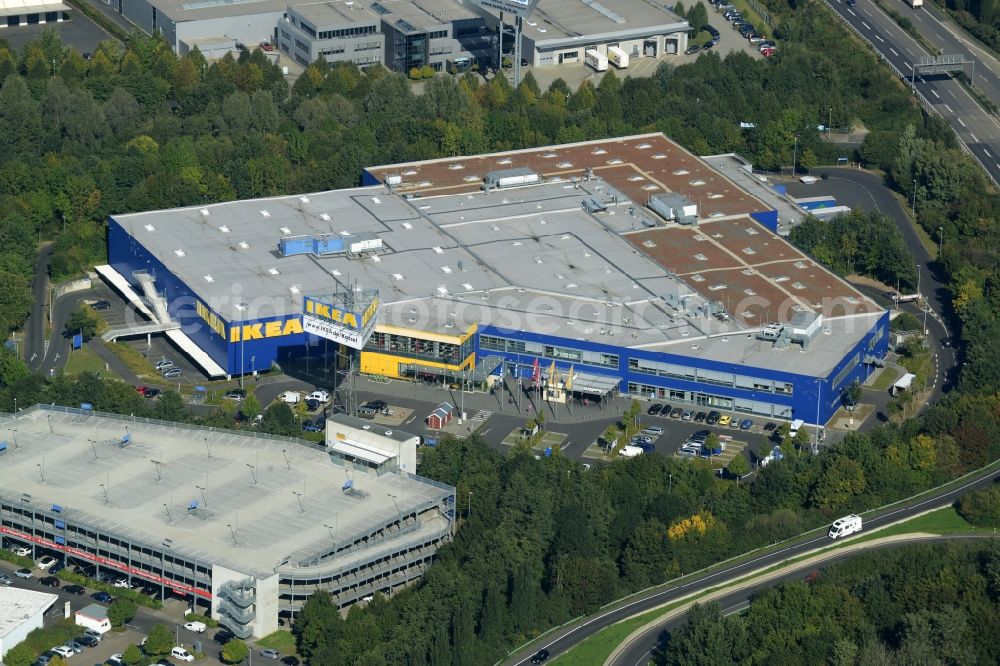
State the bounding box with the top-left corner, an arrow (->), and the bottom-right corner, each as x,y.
477,312 -> 888,425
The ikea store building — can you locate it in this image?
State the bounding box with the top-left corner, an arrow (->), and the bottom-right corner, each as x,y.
102,133 -> 888,428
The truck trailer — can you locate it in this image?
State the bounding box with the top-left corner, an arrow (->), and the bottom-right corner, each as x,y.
585,49 -> 608,72
607,46 -> 630,69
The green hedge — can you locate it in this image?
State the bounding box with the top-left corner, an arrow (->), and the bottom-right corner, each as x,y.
56,570 -> 164,610
6,619 -> 83,663
0,547 -> 35,569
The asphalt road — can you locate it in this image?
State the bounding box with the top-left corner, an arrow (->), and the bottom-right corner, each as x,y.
24,243 -> 52,373
504,465 -> 999,665
612,534 -> 996,666
822,0 -> 1000,185
783,167 -> 959,404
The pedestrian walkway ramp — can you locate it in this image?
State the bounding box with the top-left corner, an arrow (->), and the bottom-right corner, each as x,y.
101,321 -> 181,342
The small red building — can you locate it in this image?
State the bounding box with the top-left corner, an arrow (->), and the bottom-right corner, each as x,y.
426,402 -> 455,429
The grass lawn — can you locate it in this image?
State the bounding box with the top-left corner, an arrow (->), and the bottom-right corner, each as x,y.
551,601 -> 690,665
871,366 -> 901,392
64,347 -> 108,376
857,505 -> 979,541
256,630 -> 297,654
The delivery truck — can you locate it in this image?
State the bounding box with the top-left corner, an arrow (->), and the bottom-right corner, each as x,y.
607,46 -> 630,69
585,49 -> 608,72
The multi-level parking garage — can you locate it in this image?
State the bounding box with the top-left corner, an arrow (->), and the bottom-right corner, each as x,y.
0,406 -> 455,638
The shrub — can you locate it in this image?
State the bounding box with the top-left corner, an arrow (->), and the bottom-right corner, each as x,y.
958,485 -> 1000,527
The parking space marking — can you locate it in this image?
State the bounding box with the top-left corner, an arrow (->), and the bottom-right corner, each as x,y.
984,148 -> 991,157
946,104 -> 955,114
847,8 -> 856,16
957,117 -> 965,127
874,34 -> 884,43
861,21 -> 871,30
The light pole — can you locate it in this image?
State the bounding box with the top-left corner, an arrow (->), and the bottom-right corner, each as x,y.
792,135 -> 798,176
814,380 -> 822,455
937,226 -> 944,258
196,484 -> 208,507
387,493 -> 400,523
292,490 -> 305,514
246,463 -> 257,485
828,107 -> 832,136
911,179 -> 917,218
467,490 -> 473,518
100,483 -> 109,504
917,264 -> 921,295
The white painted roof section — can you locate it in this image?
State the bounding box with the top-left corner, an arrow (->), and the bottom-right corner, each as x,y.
0,588 -> 58,639
328,440 -> 392,465
94,265 -> 155,319
164,329 -> 227,378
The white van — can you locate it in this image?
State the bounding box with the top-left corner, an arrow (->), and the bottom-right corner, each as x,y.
828,514 -> 862,539
619,445 -> 644,458
171,647 -> 195,662
278,391 -> 301,404
789,419 -> 805,438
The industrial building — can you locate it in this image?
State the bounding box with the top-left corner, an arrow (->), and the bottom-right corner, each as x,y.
103,132 -> 888,428
0,0 -> 68,28
100,0 -> 687,71
0,588 -> 58,660
0,406 -> 455,638
466,0 -> 690,66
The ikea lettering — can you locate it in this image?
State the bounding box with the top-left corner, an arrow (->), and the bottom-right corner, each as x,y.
196,301 -> 226,338
229,318 -> 304,342
305,296 -> 379,332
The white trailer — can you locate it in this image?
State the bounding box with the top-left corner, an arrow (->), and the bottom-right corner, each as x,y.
75,604 -> 111,635
585,49 -> 608,72
908,0 -> 923,6
607,46 -> 630,69
828,514 -> 862,539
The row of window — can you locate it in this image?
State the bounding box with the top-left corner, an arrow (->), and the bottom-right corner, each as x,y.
319,25 -> 377,40
626,383 -> 793,418
428,30 -> 448,39
479,335 -> 620,369
365,332 -> 472,365
628,358 -> 794,395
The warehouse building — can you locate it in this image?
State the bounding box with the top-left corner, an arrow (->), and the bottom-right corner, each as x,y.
103,133 -> 887,428
0,406 -> 455,638
465,0 -> 690,66
0,588 -> 58,660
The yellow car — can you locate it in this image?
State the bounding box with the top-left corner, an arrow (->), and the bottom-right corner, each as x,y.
717,415 -> 732,426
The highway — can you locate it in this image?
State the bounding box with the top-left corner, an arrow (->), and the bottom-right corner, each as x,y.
505,464 -> 999,665
822,0 -> 1000,184
611,534 -> 996,666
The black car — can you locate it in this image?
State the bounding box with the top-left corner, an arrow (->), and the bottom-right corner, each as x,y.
302,420 -> 324,432
305,398 -> 321,411
64,584 -> 86,595
647,403 -> 662,415
531,649 -> 550,664
763,422 -> 777,432
694,411 -> 707,422
143,388 -> 162,399
76,635 -> 99,648
214,630 -> 235,645
90,300 -> 111,311
39,575 -> 60,587
91,591 -> 113,603
706,24 -> 720,37
706,411 -> 721,425
365,400 -> 387,411
684,45 -> 701,55
48,562 -> 64,574
281,658 -> 300,666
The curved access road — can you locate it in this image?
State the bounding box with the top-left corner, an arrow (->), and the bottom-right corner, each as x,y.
610,533 -> 997,666
503,465 -> 999,665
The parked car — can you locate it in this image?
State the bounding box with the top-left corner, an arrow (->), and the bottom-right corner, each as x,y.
281,657 -> 300,666
763,422 -> 777,432
64,640 -> 84,654
154,359 -> 173,371
279,391 -> 301,404
171,646 -> 195,662
760,47 -> 776,57
694,411 -> 707,422
718,415 -> 732,426
0,573 -> 11,586
305,398 -> 321,411
223,389 -> 246,401
684,45 -> 701,55
48,562 -> 64,574
90,300 -> 111,311
260,648 -> 281,660
681,409 -> 694,421
184,621 -> 207,633
13,545 -> 31,557
668,407 -> 682,419
706,24 -> 720,37
76,635 -> 99,648
144,388 -> 162,399
259,41 -> 274,52
112,578 -> 130,588
15,567 -> 33,579
307,390 -> 330,403
647,403 -> 662,415
163,367 -> 182,379
706,411 -> 721,425
214,630 -> 235,645
37,555 -> 57,570
83,629 -> 104,642
40,575 -> 60,587
50,646 -> 74,658
634,441 -> 655,453
642,426 -> 664,436
739,418 -> 754,431
91,591 -> 113,603
302,419 -> 325,432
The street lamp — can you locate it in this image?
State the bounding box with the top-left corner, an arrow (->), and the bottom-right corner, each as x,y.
467,490 -> 473,518
195,484 -> 208,508
912,179 -> 917,218
292,491 -> 305,514
937,226 -> 944,258
917,264 -> 921,295
792,135 -> 798,176
100,483 -> 109,504
246,463 -> 257,485
828,107 -> 832,137
387,493 -> 401,522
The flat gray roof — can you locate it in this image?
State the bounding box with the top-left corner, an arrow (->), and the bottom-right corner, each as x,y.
378,0 -> 478,30
112,133 -> 881,377
0,407 -> 451,578
148,0 -> 287,23
289,0 -> 380,26
0,588 -> 57,639
472,0 -> 686,44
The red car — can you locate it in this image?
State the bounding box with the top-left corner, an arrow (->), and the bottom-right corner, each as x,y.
760,47 -> 775,57
136,386 -> 148,395
260,42 -> 274,52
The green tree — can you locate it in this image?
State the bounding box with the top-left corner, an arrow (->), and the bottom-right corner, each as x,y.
705,432 -> 720,455
958,485 -> 1000,527
2,643 -> 35,666
144,623 -> 173,658
108,596 -> 137,627
674,1 -> 687,18
686,2 -> 708,33
727,453 -> 750,479
221,638 -> 249,663
63,306 -> 99,341
843,380 -> 862,408
261,402 -> 297,436
121,644 -> 144,666
664,602 -> 749,666
242,394 -> 261,419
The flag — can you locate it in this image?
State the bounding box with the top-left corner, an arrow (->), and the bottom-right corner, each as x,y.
565,365 -> 574,392
531,358 -> 540,387
72,332 -> 83,350
547,360 -> 557,387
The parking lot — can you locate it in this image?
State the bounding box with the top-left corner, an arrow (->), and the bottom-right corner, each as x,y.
0,15 -> 114,54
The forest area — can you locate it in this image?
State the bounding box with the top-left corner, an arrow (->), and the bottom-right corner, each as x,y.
660,542 -> 1000,665
0,0 -> 999,663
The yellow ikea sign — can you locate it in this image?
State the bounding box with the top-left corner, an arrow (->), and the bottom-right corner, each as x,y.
304,296 -> 379,332
229,318 -> 304,342
196,301 -> 226,338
